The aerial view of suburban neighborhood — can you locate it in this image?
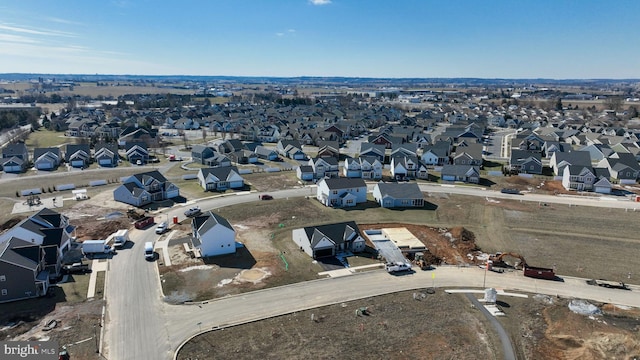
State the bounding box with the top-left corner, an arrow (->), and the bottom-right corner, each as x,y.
1,1 -> 640,360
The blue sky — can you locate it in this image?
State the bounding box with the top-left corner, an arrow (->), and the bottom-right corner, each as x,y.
0,0 -> 638,78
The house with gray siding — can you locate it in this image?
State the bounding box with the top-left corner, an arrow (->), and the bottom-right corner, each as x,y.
316,178 -> 367,207
292,221 -> 366,259
113,170 -> 180,207
0,238 -> 49,303
197,166 -> 244,191
372,182 -> 425,208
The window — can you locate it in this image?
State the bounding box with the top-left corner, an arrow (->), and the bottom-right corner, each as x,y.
0,275 -> 5,282
332,190 -> 338,195
1,289 -> 6,296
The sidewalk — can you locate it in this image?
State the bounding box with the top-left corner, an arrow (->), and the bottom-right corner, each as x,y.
87,259 -> 109,298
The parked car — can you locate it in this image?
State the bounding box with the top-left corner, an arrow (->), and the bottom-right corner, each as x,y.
62,262 -> 91,275
259,194 -> 273,200
155,222 -> 168,234
184,207 -> 202,217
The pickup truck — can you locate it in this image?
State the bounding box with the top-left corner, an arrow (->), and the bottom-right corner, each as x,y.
385,261 -> 412,273
62,262 -> 91,275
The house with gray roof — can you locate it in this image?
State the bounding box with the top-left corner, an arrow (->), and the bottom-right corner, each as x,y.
359,142 -> 386,163
191,211 -> 236,257
508,150 -> 543,175
597,152 -> 640,184
65,144 -> 91,168
0,208 -> 74,278
373,182 -> 425,208
0,238 -> 49,303
95,143 -> 119,167
197,166 -> 244,191
125,142 -> 149,164
316,178 -> 367,207
113,170 -> 180,207
292,221 -> 366,259
562,165 -> 612,193
440,165 -> 480,184
549,151 -> 592,176
33,147 -> 61,170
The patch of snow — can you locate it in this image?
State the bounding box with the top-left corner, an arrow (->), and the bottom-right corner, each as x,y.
569,299 -> 602,316
216,278 -> 233,287
234,224 -> 249,230
179,265 -> 215,272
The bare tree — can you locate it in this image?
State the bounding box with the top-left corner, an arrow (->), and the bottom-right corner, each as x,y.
604,96 -> 623,112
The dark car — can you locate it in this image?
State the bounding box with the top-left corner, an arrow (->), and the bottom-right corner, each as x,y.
184,207 -> 202,217
259,194 -> 273,200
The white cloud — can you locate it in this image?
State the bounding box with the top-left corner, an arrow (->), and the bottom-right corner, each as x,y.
309,0 -> 331,5
0,33 -> 39,44
0,23 -> 76,38
276,32 -> 284,37
287,29 -> 296,33
45,17 -> 84,26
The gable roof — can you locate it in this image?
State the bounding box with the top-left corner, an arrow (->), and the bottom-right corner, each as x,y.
302,221 -> 360,249
192,211 -> 234,235
375,182 -> 423,199
322,177 -> 366,190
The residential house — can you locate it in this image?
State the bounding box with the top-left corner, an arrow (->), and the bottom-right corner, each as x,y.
2,143 -> 29,173
343,157 -> 362,178
125,142 -> 149,164
542,141 -> 570,159
359,156 -> 383,180
508,150 -> 543,175
65,144 -> 91,168
421,141 -> 451,166
191,144 -> 217,165
549,151 -> 592,176
372,182 -> 425,208
33,147 -> 61,170
390,155 -> 427,180
0,208 -> 74,278
118,126 -> 158,148
94,143 -> 119,167
277,140 -> 306,160
0,238 -> 49,303
597,152 -> 640,184
228,150 -> 258,164
316,178 -> 367,207
316,140 -> 340,159
562,166 -> 612,193
216,139 -> 245,154
113,170 -> 180,207
254,145 -> 279,161
359,143 -> 386,163
191,211 -> 236,257
452,143 -> 483,167
579,144 -> 614,163
174,118 -> 201,130
197,166 -> 244,191
309,157 -> 339,179
292,221 -> 366,259
296,165 -> 315,181
440,165 -> 480,184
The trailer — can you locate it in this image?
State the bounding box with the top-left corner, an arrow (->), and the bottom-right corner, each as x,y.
587,279 -> 630,290
523,265 -> 555,280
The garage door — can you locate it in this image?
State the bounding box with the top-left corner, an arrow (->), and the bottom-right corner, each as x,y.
99,159 -> 112,166
71,160 -> 84,167
314,248 -> 333,258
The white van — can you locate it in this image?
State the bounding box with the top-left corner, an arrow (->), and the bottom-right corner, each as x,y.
144,242 -> 154,260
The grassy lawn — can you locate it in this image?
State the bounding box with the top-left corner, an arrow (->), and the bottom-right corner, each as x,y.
24,129 -> 71,148
93,271 -> 105,300
58,273 -> 92,303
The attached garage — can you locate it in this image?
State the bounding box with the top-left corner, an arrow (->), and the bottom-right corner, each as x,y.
313,248 -> 334,258
2,158 -> 24,173
71,160 -> 85,168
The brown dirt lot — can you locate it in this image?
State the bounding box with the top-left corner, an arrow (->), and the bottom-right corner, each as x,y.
177,290 -> 640,360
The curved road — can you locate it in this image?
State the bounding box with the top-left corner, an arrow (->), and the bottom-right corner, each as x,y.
103,185 -> 640,360
466,293 -> 515,360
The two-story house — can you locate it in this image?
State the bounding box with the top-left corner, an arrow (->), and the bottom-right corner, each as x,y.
316,178 -> 367,208
113,170 -> 180,207
309,157 -> 339,179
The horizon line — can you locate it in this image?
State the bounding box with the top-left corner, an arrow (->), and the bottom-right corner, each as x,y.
1,73 -> 639,82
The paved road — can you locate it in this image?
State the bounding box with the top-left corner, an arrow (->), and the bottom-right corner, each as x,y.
103,227 -> 173,360
466,293 -> 516,360
102,184 -> 640,360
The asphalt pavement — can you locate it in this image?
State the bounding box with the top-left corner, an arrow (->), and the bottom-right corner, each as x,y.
101,183 -> 640,360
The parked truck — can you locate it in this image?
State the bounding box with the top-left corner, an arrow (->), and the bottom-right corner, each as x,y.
385,261 -> 412,273
82,240 -> 116,258
111,229 -> 129,249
